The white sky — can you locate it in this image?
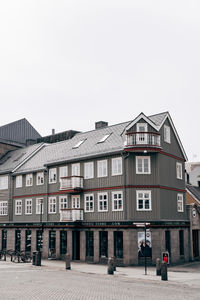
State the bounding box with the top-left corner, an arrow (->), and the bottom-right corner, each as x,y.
0,0 -> 200,161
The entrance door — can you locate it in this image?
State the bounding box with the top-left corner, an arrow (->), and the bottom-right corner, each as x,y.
72,196 -> 80,209
72,231 -> 80,260
193,230 -> 199,258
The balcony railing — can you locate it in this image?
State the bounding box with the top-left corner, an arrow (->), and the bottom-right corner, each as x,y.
125,132 -> 161,148
60,209 -> 84,222
60,176 -> 84,191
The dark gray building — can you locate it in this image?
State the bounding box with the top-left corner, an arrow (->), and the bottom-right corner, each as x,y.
0,112 -> 189,265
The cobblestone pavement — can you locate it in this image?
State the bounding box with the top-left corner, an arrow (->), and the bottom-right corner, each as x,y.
0,260 -> 200,300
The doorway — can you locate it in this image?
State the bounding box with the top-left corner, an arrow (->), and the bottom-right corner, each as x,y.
72,231 -> 80,260
193,230 -> 199,258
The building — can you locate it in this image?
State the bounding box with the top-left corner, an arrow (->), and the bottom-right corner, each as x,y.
185,162 -> 200,187
0,112 -> 189,265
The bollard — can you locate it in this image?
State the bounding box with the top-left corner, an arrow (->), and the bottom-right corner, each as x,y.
107,257 -> 114,275
156,258 -> 161,276
161,261 -> 168,281
111,256 -> 116,271
4,252 -> 6,261
36,251 -> 41,266
65,254 -> 71,270
32,251 -> 37,265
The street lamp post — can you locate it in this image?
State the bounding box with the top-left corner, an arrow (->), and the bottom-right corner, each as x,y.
133,222 -> 150,275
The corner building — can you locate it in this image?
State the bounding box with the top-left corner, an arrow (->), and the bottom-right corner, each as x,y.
0,112 -> 189,265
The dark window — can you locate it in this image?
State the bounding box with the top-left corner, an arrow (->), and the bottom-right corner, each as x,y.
36,230 -> 43,251
25,230 -> 31,252
99,231 -> 108,258
15,230 -> 21,252
86,231 -> 94,257
60,231 -> 67,255
114,231 -> 123,258
1,230 -> 7,250
165,231 -> 171,256
49,231 -> 56,257
179,230 -> 184,256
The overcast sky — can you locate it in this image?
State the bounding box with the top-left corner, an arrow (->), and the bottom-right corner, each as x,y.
0,1 -> 200,161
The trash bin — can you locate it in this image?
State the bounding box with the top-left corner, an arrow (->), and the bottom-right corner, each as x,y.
32,251 -> 37,265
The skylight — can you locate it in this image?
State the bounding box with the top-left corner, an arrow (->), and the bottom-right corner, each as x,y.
73,139 -> 86,149
98,133 -> 111,143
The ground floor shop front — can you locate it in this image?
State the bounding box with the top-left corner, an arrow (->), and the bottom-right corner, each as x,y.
0,224 -> 191,265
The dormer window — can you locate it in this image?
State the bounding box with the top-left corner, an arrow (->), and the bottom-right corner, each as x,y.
136,123 -> 147,144
164,125 -> 171,143
98,133 -> 111,143
73,139 -> 86,149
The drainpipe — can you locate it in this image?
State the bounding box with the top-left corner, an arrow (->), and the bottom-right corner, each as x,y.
122,152 -> 129,221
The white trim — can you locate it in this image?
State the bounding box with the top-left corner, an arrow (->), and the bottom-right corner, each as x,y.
176,162 -> 183,180
48,196 -> 57,214
177,193 -> 184,212
16,175 -> 22,188
126,113 -> 158,132
15,199 -> 22,215
49,168 -> 57,184
36,198 -> 44,214
84,162 -> 94,179
136,156 -> 151,174
0,201 -> 8,216
98,192 -> 108,212
59,195 -> 68,211
136,190 -> 152,211
36,172 -> 44,185
112,191 -> 123,211
26,173 -> 33,187
97,160 -> 108,178
112,157 -> 122,176
25,198 -> 32,215
84,193 -> 94,212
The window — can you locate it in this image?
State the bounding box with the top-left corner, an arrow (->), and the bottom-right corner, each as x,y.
49,168 -> 57,184
136,156 -> 151,174
164,125 -> 171,143
16,175 -> 22,188
0,176 -> 8,190
36,172 -> 44,185
136,123 -> 148,144
72,196 -> 80,209
165,230 -> 171,255
0,201 -> 8,215
179,230 -> 184,256
112,191 -> 123,211
136,190 -> 151,211
112,157 -> 122,176
59,166 -> 68,181
25,199 -> 32,215
97,160 -> 107,177
177,194 -> 184,212
98,134 -> 111,143
49,197 -> 57,214
98,193 -> 108,212
84,162 -> 94,179
60,231 -> 67,255
26,174 -> 33,186
176,162 -> 182,179
36,198 -> 44,214
73,139 -> 86,149
72,163 -> 80,176
59,196 -> 68,211
114,231 -> 123,258
84,194 -> 94,212
15,200 -> 22,215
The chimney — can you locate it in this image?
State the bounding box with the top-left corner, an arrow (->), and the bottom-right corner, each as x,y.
52,129 -> 55,135
95,121 -> 108,130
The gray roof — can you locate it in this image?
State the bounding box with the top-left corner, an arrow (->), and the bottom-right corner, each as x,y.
0,118 -> 41,145
0,143 -> 44,174
186,185 -> 200,203
148,112 -> 168,127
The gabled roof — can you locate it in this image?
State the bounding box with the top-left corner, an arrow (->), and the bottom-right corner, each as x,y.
0,118 -> 41,145
186,185 -> 200,205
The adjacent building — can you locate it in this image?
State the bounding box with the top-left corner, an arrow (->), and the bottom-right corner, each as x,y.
0,112 -> 190,265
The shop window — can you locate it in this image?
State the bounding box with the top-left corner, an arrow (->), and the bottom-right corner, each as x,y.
86,231 -> 94,258
114,231 -> 123,258
25,230 -> 31,252
99,231 -> 108,258
60,231 -> 67,255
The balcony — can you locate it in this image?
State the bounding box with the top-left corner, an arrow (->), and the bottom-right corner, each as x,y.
60,209 -> 84,222
60,176 -> 84,193
125,132 -> 161,152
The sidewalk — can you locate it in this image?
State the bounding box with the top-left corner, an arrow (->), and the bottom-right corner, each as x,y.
39,259 -> 200,287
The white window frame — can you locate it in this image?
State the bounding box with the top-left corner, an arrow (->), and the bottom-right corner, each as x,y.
136,156 -> 151,174
0,175 -> 8,190
177,194 -> 184,212
72,195 -> 80,209
98,134 -> 111,143
16,175 -> 22,188
72,163 -> 80,176
84,194 -> 94,212
59,196 -> 68,211
0,201 -> 8,216
36,172 -> 44,185
25,199 -> 32,215
136,123 -> 148,144
59,166 -> 68,182
26,174 -> 33,187
48,197 -> 57,214
98,192 -> 108,212
112,191 -> 123,211
164,125 -> 171,143
49,168 -> 57,184
36,198 -> 44,215
112,157 -> 122,176
176,162 -> 183,180
136,190 -> 152,211
97,160 -> 108,178
84,162 -> 94,179
15,199 -> 22,215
